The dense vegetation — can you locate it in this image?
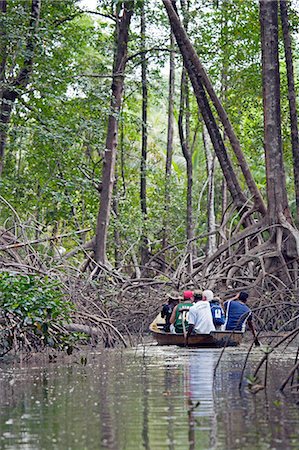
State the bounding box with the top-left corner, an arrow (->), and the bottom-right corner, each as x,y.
1,0 -> 299,357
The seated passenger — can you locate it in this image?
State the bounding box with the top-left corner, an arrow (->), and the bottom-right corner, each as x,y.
187,290 -> 215,340
209,296 -> 225,329
170,290 -> 194,334
223,291 -> 259,344
161,295 -> 179,332
224,291 -> 251,331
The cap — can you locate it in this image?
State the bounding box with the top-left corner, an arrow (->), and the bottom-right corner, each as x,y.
202,289 -> 214,302
183,290 -> 194,300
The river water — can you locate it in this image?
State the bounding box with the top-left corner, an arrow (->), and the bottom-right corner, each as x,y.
0,343 -> 298,449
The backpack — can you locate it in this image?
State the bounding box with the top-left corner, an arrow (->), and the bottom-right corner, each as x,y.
210,303 -> 225,326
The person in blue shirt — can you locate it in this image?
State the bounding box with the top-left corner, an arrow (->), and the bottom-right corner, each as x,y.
223,291 -> 260,345
209,296 -> 225,329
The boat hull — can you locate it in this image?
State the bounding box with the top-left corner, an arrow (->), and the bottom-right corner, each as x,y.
149,314 -> 243,347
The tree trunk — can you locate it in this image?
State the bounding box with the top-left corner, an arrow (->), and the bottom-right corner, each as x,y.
113,174 -> 121,269
259,0 -> 290,224
162,31 -> 175,264
221,177 -> 228,242
203,126 -> 217,256
0,0 -> 41,176
162,0 -> 266,216
113,117 -> 125,269
94,2 -> 133,265
140,2 -> 150,269
280,0 -> 299,222
178,68 -> 194,251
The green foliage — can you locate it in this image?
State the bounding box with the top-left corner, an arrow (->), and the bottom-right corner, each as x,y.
246,373 -> 260,386
0,272 -> 89,355
0,272 -> 74,327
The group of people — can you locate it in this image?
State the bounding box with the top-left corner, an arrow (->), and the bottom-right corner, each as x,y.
161,289 -> 258,343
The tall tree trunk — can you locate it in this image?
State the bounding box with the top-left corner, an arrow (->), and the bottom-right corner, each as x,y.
280,0 -> 299,222
113,173 -> 121,269
140,1 -> 149,269
180,0 -> 194,261
259,0 -> 290,225
94,2 -> 133,265
162,31 -> 175,266
219,0 -> 229,242
0,0 -> 41,176
221,177 -> 228,242
163,0 -> 266,216
178,68 -> 194,252
113,117 -> 124,269
203,126 -> 217,256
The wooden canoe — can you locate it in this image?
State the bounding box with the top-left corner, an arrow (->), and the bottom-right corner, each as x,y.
149,314 -> 243,347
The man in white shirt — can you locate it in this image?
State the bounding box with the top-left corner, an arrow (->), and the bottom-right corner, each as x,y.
186,290 -> 215,343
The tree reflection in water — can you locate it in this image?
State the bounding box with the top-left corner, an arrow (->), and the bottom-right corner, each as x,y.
0,347 -> 299,449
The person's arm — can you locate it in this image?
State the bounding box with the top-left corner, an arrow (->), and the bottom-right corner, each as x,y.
186,323 -> 195,346
185,308 -> 196,345
223,300 -> 228,314
247,317 -> 260,346
161,304 -> 167,318
170,305 -> 178,324
218,297 -> 224,308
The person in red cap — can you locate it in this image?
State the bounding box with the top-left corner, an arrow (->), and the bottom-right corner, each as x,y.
169,290 -> 194,333
183,290 -> 194,300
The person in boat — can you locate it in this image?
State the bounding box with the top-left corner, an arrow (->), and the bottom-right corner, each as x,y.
186,290 -> 215,341
223,291 -> 260,345
209,296 -> 225,329
161,294 -> 180,332
169,290 -> 194,334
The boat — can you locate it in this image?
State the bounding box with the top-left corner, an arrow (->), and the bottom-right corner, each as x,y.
149,313 -> 243,347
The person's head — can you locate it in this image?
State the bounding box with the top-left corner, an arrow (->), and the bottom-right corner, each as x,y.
202,289 -> 214,302
193,290 -> 202,302
183,290 -> 194,301
167,292 -> 181,305
238,291 -> 249,302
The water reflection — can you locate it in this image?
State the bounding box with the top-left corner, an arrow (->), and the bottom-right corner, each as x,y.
0,345 -> 298,449
184,351 -> 216,449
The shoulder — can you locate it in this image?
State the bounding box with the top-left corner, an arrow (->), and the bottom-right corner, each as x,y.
195,301 -> 210,310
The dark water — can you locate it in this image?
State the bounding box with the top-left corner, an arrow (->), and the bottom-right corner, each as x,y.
0,343 -> 298,450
